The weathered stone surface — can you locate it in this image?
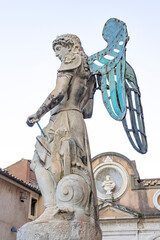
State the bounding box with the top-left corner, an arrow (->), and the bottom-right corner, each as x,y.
17,173 -> 101,239
17,220 -> 101,240
23,34 -> 102,240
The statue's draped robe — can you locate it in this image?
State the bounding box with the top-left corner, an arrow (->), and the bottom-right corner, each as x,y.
32,53 -> 99,221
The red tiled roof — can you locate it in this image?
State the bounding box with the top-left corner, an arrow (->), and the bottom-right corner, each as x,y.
0,168 -> 40,194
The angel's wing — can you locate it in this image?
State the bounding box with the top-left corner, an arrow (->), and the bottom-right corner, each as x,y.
88,18 -> 129,120
88,18 -> 147,154
122,62 -> 147,153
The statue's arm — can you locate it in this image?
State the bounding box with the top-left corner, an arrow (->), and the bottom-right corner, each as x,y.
82,76 -> 96,119
26,73 -> 72,127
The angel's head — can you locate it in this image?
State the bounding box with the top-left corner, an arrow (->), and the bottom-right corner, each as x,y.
52,34 -> 85,61
52,34 -> 89,75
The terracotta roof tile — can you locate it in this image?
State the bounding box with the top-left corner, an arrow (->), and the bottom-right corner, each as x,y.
0,168 -> 40,194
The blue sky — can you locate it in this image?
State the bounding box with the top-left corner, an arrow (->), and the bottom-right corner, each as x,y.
1,0 -> 160,178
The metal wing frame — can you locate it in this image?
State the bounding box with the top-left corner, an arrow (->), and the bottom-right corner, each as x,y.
88,18 -> 147,154
122,62 -> 147,153
88,18 -> 129,121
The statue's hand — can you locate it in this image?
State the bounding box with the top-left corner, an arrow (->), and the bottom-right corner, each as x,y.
26,113 -> 39,127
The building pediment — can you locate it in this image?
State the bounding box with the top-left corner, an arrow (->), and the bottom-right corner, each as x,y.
99,201 -> 141,219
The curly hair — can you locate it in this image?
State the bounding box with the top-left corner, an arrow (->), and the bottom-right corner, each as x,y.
52,34 -> 81,52
52,34 -> 90,73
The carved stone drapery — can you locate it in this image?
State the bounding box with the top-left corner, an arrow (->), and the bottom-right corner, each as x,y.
17,34 -> 102,240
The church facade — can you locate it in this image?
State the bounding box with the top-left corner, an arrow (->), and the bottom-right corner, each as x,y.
92,152 -> 160,240
1,153 -> 160,240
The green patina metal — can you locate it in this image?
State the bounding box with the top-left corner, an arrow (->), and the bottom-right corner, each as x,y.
88,18 -> 128,121
36,121 -> 46,138
123,62 -> 147,154
88,18 -> 147,154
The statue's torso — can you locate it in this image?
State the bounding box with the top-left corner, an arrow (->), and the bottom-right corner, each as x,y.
50,54 -> 90,117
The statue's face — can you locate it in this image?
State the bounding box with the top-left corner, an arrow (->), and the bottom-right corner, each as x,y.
54,44 -> 71,61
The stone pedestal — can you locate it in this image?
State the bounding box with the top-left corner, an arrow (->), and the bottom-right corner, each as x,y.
17,174 -> 102,240
17,219 -> 101,240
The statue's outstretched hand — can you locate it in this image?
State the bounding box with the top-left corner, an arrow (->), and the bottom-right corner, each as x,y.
26,113 -> 39,127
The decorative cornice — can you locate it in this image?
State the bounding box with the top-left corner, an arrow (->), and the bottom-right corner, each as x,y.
99,201 -> 142,217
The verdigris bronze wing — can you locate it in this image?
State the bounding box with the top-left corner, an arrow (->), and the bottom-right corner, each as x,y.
88,18 -> 147,154
122,62 -> 147,153
88,18 -> 129,121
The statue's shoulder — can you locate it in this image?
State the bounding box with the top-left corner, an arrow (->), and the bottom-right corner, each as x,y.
58,53 -> 82,71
